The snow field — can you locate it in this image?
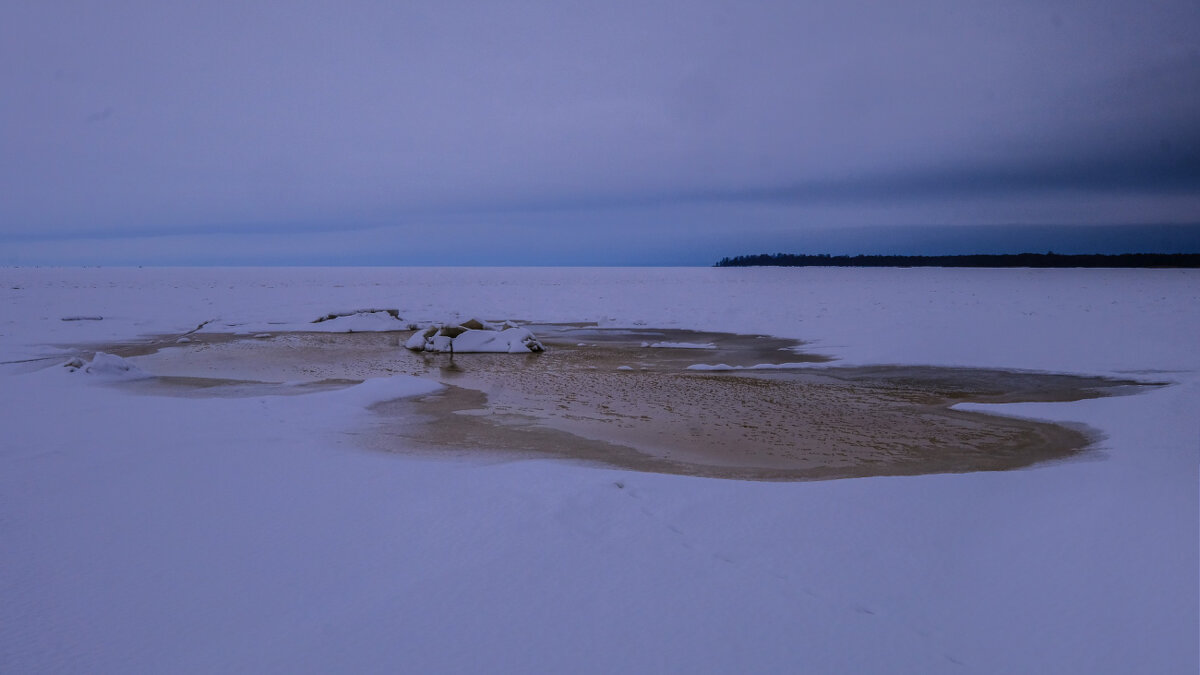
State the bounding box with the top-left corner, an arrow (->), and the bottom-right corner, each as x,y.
1,266 -> 1197,673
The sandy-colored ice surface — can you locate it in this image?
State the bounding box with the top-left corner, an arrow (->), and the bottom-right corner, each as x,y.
106,326 -> 1144,480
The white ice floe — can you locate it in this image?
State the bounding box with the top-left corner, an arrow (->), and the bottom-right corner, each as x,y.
686,362 -> 812,371
405,320 -> 544,353
71,352 -> 150,379
646,341 -> 716,349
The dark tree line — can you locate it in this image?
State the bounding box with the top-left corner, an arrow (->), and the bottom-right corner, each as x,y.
714,252 -> 1200,268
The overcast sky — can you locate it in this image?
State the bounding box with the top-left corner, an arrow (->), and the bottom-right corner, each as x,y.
2,1 -> 1198,265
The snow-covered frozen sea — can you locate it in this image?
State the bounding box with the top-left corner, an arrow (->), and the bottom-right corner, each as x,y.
2,266 -> 1197,673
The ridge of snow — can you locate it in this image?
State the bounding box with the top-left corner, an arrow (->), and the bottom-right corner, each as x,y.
686,362 -> 813,371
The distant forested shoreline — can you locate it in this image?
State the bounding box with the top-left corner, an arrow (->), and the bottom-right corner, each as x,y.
714,253 -> 1200,268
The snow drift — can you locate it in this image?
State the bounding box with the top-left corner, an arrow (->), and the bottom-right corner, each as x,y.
65,352 -> 150,379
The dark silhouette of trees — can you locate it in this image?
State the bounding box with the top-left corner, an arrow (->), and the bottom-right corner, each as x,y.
714,252 -> 1200,268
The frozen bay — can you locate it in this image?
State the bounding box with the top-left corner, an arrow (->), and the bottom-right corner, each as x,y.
2,266 -> 1197,673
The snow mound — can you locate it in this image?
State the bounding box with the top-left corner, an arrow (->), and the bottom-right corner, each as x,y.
405,320 -> 544,354
73,352 -> 151,379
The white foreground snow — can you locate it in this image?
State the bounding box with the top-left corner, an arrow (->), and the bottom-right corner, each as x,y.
1,267 -> 1197,674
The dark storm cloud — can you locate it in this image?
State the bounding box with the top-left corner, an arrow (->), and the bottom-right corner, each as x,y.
1,1 -> 1198,263
716,135 -> 1200,206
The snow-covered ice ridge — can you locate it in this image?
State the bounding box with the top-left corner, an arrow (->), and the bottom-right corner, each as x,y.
404,318 -> 545,353
0,266 -> 1196,674
686,362 -> 811,371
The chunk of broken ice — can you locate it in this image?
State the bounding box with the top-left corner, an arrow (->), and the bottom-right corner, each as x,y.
405,321 -> 544,354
